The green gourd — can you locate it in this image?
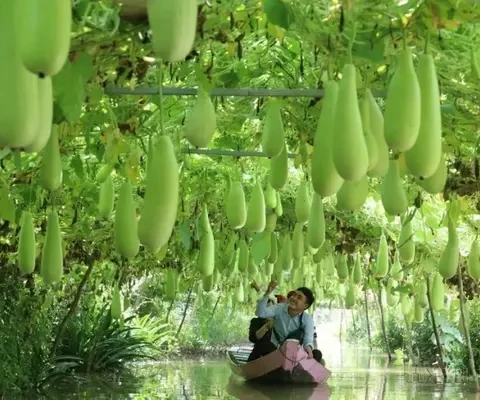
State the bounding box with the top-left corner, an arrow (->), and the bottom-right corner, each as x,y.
147,0 -> 198,62
269,142 -> 288,190
438,217 -> 459,279
138,136 -> 179,253
430,273 -> 445,312
359,97 -> 379,172
336,175 -> 369,211
261,99 -> 285,158
375,233 -> 389,278
40,211 -> 63,284
417,151 -> 447,194
332,64 -> 369,181
399,219 -> 415,264
295,180 -> 311,223
467,239 -> 480,282
292,223 -> 304,260
18,211 -> 36,275
311,80 -> 343,196
114,182 -> 140,259
98,176 -> 114,218
245,182 -> 266,233
384,48 -> 421,152
366,89 -> 389,178
307,194 -> 325,249
197,205 -> 215,277
226,181 -> 247,229
39,126 -> 63,191
380,159 -> 408,216
184,89 -> 217,148
405,53 -> 442,178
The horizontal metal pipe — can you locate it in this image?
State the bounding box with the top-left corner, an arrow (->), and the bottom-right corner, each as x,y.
104,85 -> 387,98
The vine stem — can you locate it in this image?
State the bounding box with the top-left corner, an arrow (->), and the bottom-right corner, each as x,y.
348,21 -> 357,64
424,33 -> 430,54
157,61 -> 165,136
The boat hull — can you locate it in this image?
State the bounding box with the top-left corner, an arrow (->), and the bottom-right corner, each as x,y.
227,339 -> 331,385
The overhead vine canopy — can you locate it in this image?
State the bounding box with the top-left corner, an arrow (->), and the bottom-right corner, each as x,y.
2,0 -> 480,298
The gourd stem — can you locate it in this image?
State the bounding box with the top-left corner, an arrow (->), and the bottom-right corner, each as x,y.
157,61 -> 165,136
424,33 -> 430,54
402,26 -> 407,49
348,21 -> 357,64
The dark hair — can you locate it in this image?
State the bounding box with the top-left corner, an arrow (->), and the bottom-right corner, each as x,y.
267,298 -> 274,305
296,287 -> 315,309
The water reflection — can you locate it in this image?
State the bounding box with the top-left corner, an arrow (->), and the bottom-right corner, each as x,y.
45,347 -> 480,399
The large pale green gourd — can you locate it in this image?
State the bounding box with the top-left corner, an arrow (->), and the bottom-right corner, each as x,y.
184,90 -> 217,148
114,182 -> 140,259
295,180 -> 311,223
197,205 -> 215,277
311,81 -> 343,196
307,194 -> 325,249
336,175 -> 369,211
147,0 -> 198,62
399,219 -> 415,263
261,99 -> 285,158
18,211 -> 36,275
20,0 -> 71,77
0,1 -> 39,149
269,142 -> 288,190
366,89 -> 389,178
245,182 -> 266,233
40,211 -> 63,284
405,53 -> 442,178
380,159 -> 408,216
39,127 -> 63,191
438,218 -> 459,279
417,151 -> 447,194
384,49 -> 421,152
332,64 -> 369,181
226,181 -> 247,229
138,136 -> 179,253
359,97 -> 379,172
24,77 -> 53,153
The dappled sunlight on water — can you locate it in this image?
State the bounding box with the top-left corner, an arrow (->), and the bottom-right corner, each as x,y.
46,346 -> 480,399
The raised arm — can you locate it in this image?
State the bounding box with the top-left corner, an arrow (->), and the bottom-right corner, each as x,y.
255,280 -> 278,318
302,314 -> 315,352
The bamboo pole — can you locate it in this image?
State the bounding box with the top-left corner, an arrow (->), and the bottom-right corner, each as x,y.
103,85 -> 387,98
377,280 -> 392,362
457,264 -> 479,391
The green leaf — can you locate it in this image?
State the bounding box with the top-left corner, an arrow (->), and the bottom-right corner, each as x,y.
352,40 -> 385,63
178,221 -> 192,250
264,0 -> 292,30
70,155 -> 85,179
251,232 -> 271,265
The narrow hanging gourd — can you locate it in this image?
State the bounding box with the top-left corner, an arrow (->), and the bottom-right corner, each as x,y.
111,285 -> 123,319
20,0 -> 72,77
237,239 -> 248,272
336,254 -> 348,283
226,181 -> 247,229
391,251 -> 404,281
332,64 -> 369,181
353,255 -> 363,284
375,233 -> 389,278
197,205 -> 215,277
0,1 -> 39,149
24,77 -> 53,153
438,217 -> 459,279
405,53 -> 442,179
380,159 -> 408,216
138,136 -> 179,253
18,211 -> 36,275
295,180 -> 311,224
366,89 -> 389,178
269,142 -> 288,190
264,183 -> 277,209
335,175 -> 369,211
399,218 -> 415,263
261,99 -> 285,158
384,48 -> 421,151
311,81 -> 343,197
39,126 -> 62,191
114,182 -> 140,259
98,176 -> 115,218
417,151 -> 447,194
166,269 -> 177,300
467,238 -> 480,282
184,89 -> 217,148
147,0 -> 198,62
359,97 -> 379,172
292,223 -> 304,260
40,211 -> 63,284
307,194 -> 325,249
245,182 -> 266,233
430,273 -> 445,312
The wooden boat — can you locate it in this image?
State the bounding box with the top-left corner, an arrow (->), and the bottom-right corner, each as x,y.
226,339 -> 332,385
